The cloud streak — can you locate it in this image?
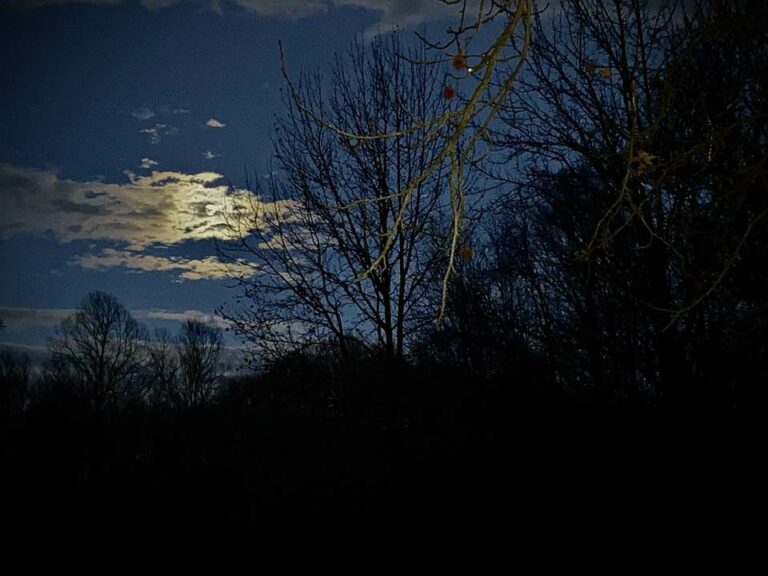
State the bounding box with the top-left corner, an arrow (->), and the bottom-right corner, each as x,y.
72,248 -> 254,281
0,307 -> 77,330
0,305 -> 229,331
137,309 -> 230,329
5,0 -> 459,29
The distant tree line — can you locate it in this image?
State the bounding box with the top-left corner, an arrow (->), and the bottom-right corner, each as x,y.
0,291 -> 226,415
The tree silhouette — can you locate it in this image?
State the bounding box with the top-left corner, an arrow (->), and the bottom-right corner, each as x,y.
49,291 -> 147,409
220,34 -> 462,364
146,327 -> 179,407
175,319 -> 224,409
278,1 -> 534,318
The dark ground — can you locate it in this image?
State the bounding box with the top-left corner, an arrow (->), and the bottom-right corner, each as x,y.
3,367 -> 766,541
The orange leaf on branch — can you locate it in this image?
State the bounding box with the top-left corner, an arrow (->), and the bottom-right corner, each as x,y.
631,149 -> 657,173
597,67 -> 612,79
452,52 -> 467,70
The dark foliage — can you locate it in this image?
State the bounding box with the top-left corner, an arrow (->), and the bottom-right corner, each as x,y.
3,350 -> 766,539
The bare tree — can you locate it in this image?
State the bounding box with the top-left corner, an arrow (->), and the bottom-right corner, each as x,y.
50,291 -> 146,409
220,35 -> 465,364
278,1 -> 534,317
146,327 -> 179,407
175,319 -> 224,409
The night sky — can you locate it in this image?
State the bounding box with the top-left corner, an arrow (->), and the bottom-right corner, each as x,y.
0,0 -> 454,350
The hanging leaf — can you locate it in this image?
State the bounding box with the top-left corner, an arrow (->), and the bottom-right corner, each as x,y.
631,149 -> 657,173
452,52 -> 468,70
596,67 -> 612,79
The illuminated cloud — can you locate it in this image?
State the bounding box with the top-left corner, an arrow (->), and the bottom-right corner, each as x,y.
0,163 -> 292,251
205,118 -> 226,129
71,248 -> 254,281
141,157 -> 159,169
203,150 -> 219,160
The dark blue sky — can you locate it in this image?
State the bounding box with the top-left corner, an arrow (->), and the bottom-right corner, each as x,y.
0,0 -> 454,348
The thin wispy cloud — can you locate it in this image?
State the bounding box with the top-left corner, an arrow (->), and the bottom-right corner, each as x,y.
6,0 -> 124,8
0,306 -> 77,330
137,309 -> 231,329
203,150 -> 219,160
334,0 -> 455,32
141,157 -> 159,169
131,107 -> 156,121
0,305 -> 230,332
72,248 -> 253,281
140,123 -> 177,144
5,0 -> 461,29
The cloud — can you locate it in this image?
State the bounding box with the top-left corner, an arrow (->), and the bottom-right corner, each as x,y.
140,123 -> 177,144
205,118 -> 226,129
131,107 -> 156,121
71,248 -> 254,281
5,0 -> 459,29
0,305 -> 229,333
136,309 -> 231,329
6,0 -> 122,8
141,0 -> 183,8
141,157 -> 159,169
0,163 -> 292,251
334,0 -> 455,32
0,342 -> 50,361
0,307 -> 77,330
227,0 -> 326,17
203,150 -> 219,160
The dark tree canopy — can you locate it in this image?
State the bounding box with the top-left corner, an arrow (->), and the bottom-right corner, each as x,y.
454,0 -> 768,405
